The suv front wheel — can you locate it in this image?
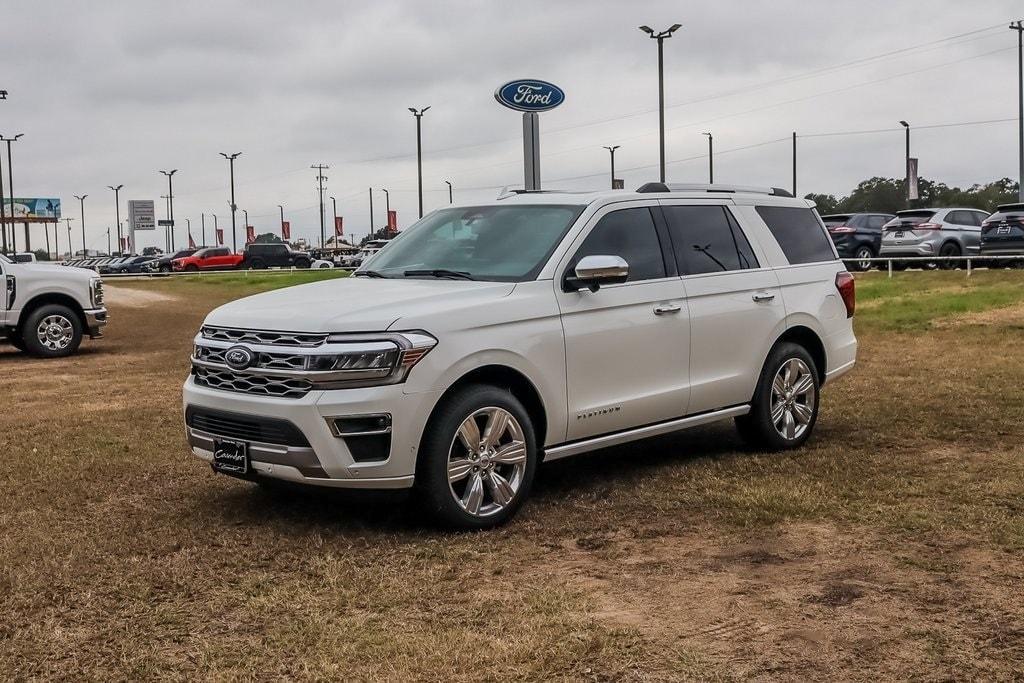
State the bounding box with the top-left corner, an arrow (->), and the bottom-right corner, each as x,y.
416,385 -> 538,529
736,342 -> 820,451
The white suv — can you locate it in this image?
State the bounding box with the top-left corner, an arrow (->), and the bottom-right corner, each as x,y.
183,184 -> 857,528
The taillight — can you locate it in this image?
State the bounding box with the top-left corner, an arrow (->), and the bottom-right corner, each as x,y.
835,272 -> 855,318
914,222 -> 942,231
829,226 -> 855,234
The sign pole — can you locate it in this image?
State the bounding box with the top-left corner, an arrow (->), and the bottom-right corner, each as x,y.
523,113 -> 541,191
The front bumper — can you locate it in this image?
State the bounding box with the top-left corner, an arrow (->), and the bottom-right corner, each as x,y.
84,308 -> 108,338
183,376 -> 441,489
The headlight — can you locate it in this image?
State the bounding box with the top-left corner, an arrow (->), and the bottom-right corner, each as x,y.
309,332 -> 437,388
89,278 -> 104,308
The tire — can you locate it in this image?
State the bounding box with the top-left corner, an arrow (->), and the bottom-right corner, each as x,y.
9,335 -> 26,352
294,258 -> 311,269
185,264 -> 199,272
249,258 -> 267,270
21,304 -> 83,358
938,242 -> 961,270
735,342 -> 820,451
851,245 -> 874,272
160,264 -> 172,273
415,384 -> 538,529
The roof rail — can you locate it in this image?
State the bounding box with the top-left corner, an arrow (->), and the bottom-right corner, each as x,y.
636,182 -> 794,198
996,202 -> 1024,211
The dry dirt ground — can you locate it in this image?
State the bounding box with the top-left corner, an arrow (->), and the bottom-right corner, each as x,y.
1,271 -> 1023,681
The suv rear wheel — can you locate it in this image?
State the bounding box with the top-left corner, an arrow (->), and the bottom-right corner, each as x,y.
249,258 -> 267,270
938,242 -> 961,270
416,385 -> 538,529
735,342 -> 820,451
21,304 -> 83,358
852,245 -> 874,271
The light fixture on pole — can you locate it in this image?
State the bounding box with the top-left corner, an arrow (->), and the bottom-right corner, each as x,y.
159,169 -> 177,250
409,107 -> 430,218
639,24 -> 681,183
602,145 -> 620,189
444,180 -> 452,204
219,152 -> 241,251
312,163 -> 329,249
73,194 -> 88,256
107,184 -> 124,253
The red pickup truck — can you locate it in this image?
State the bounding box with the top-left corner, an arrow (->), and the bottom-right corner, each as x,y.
172,247 -> 244,272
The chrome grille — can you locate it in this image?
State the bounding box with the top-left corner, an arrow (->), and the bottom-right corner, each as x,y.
196,345 -> 307,371
192,366 -> 311,399
201,326 -> 328,347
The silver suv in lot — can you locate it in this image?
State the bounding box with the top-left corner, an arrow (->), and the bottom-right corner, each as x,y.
879,208 -> 990,269
183,184 -> 857,529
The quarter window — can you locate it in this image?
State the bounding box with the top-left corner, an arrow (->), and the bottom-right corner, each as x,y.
662,205 -> 759,275
572,208 -> 666,282
756,206 -> 837,264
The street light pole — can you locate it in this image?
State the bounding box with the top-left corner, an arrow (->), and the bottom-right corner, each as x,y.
312,163 -> 329,249
220,152 -> 241,251
602,145 -> 620,189
73,194 -> 88,256
639,24 -> 681,183
212,214 -> 218,246
899,120 -> 911,208
186,218 -> 191,247
329,196 -> 337,245
702,132 -> 713,184
1,133 -> 24,251
63,218 -> 73,259
105,227 -> 110,255
792,131 -> 797,197
1012,21 -> 1024,201
0,132 -> 6,254
159,170 -> 177,250
107,184 -> 123,253
444,180 -> 453,204
243,209 -> 248,242
201,213 -> 206,247
409,107 -> 430,218
368,187 -> 374,239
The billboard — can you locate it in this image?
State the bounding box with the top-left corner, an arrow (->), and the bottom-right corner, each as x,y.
3,198 -> 61,222
128,200 -> 156,231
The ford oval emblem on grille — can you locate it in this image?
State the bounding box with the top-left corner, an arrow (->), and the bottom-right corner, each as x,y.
224,345 -> 255,370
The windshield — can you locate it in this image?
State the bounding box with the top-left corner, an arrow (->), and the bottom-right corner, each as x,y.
0,252 -> 11,264
362,204 -> 584,281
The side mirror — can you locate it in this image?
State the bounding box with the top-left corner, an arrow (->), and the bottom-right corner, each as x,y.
566,254 -> 629,292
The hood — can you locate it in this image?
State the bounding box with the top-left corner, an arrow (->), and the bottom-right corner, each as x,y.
11,262 -> 95,280
205,276 -> 516,333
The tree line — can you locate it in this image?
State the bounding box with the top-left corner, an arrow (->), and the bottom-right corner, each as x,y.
805,177 -> 1020,215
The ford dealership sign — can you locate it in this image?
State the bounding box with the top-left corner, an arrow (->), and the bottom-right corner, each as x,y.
494,79 -> 565,113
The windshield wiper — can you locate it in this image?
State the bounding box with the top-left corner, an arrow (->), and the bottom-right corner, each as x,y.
353,269 -> 389,278
403,269 -> 476,280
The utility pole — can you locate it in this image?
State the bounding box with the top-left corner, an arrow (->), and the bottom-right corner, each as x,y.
220,152 -> 241,251
792,131 -> 797,197
63,218 -> 73,259
444,180 -> 453,204
1,134 -> 24,251
160,194 -> 171,251
702,132 -> 713,184
368,187 -> 374,240
899,120 -> 911,208
243,209 -> 249,240
212,214 -> 218,246
159,170 -> 177,250
186,218 -> 191,246
105,227 -> 111,255
0,129 -> 6,254
1013,21 -> 1024,201
409,107 -> 430,218
201,213 -> 206,247
639,24 -> 681,183
107,184 -> 123,253
73,194 -> 88,256
312,163 -> 329,249
602,146 -> 620,189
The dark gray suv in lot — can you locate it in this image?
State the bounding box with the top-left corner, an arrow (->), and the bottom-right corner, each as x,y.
242,243 -> 312,269
980,203 -> 1024,266
822,213 -> 894,271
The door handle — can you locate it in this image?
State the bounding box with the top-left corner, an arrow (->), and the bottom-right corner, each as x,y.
654,303 -> 682,315
752,292 -> 775,302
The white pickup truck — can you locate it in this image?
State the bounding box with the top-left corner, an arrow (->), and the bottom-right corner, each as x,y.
0,252 -> 107,357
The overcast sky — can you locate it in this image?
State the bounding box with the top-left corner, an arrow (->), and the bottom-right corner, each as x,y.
2,0 -> 1022,254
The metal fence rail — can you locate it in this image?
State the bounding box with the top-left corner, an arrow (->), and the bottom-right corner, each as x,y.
842,255 -> 1023,277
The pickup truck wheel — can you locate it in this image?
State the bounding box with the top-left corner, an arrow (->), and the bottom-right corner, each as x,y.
735,342 -> 819,451
416,385 -> 537,529
9,335 -> 26,351
21,304 -> 83,358
249,258 -> 267,270
294,258 -> 311,269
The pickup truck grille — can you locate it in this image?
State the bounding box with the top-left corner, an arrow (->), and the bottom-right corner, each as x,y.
201,326 -> 327,347
192,366 -> 312,399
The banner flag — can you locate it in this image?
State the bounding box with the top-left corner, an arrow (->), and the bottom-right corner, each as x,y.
334,216 -> 344,236
245,225 -> 255,244
216,228 -> 224,245
282,220 -> 291,240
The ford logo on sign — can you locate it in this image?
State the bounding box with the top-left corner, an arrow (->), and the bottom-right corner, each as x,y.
494,79 -> 565,113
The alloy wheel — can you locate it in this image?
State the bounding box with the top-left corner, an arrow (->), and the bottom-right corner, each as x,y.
36,314 -> 75,352
770,358 -> 816,441
447,406 -> 527,517
855,247 -> 873,271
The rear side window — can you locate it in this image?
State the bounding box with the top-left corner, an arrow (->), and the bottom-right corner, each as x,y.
573,208 -> 666,282
662,205 -> 758,275
946,211 -> 973,226
756,206 -> 836,264
867,215 -> 889,229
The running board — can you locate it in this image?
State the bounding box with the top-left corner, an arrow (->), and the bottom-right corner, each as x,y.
543,405 -> 750,462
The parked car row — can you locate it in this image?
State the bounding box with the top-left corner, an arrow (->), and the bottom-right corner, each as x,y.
823,204 -> 1024,270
